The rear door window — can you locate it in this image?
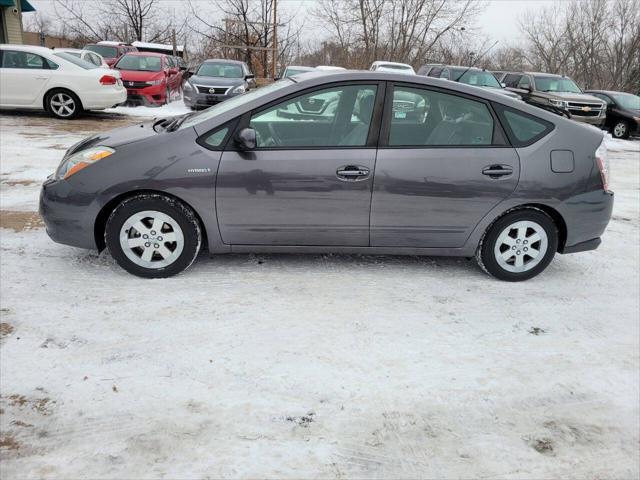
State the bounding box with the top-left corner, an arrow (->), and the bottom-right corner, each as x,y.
386,86 -> 497,146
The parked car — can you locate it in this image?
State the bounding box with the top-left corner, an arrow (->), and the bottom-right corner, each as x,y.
432,65 -> 521,100
40,71 -> 613,281
417,64 -> 444,76
54,48 -> 108,68
114,52 -> 182,106
84,41 -> 137,67
585,90 -> 640,139
316,65 -> 346,71
501,72 -> 606,126
0,44 -> 126,119
370,61 -> 415,74
183,59 -> 254,110
279,65 -> 316,78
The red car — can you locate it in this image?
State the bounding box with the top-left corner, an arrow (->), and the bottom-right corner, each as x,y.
84,42 -> 137,67
114,52 -> 183,106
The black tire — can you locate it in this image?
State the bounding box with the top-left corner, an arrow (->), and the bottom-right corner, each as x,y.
612,120 -> 629,139
45,89 -> 82,119
105,194 -> 202,278
477,208 -> 558,282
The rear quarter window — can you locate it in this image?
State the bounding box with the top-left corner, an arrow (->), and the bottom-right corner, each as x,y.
494,104 -> 554,147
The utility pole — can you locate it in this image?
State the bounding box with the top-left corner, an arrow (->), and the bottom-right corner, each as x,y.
272,0 -> 277,79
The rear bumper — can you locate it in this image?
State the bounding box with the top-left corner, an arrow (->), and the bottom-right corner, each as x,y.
560,237 -> 601,254
83,88 -> 127,109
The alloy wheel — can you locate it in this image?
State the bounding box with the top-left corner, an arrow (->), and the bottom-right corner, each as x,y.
50,93 -> 76,117
613,122 -> 627,138
494,220 -> 548,273
119,210 -> 184,269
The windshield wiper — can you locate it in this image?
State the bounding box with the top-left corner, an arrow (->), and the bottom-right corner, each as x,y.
165,112 -> 196,132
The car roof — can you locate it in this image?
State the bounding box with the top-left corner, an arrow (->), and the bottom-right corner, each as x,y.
55,48 -> 83,53
0,44 -> 52,54
285,65 -> 315,70
373,61 -> 413,67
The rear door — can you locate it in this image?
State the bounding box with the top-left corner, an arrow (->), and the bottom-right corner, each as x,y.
370,83 -> 520,248
216,82 -> 383,246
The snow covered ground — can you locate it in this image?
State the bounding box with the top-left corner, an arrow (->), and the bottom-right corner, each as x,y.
0,109 -> 639,479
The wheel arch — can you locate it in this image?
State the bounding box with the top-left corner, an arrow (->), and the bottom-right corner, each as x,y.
43,87 -> 84,112
94,189 -> 209,252
482,203 -> 568,253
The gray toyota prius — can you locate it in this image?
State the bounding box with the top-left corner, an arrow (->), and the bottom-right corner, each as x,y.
40,71 -> 613,280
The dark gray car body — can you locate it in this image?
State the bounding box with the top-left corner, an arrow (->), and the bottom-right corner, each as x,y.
40,71 -> 613,258
183,59 -> 255,109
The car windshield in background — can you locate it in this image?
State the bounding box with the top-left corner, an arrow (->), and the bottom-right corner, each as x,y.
197,63 -> 243,78
85,45 -> 118,58
178,79 -> 294,131
454,70 -> 501,88
116,55 -> 161,72
612,93 -> 640,110
53,52 -> 98,70
380,64 -> 412,71
285,68 -> 314,77
534,76 -> 582,93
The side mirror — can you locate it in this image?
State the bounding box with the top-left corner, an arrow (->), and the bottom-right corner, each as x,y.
245,74 -> 255,80
168,67 -> 179,75
501,82 -> 507,88
235,127 -> 256,150
274,76 -> 281,81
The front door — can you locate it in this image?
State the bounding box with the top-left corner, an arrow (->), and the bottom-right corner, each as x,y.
0,50 -> 53,106
370,84 -> 520,248
216,83 -> 381,246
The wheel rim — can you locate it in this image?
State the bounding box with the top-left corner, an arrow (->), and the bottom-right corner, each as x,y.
494,220 -> 548,273
614,122 -> 626,138
50,93 -> 76,117
119,210 -> 184,269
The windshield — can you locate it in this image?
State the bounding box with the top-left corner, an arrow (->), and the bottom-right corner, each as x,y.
85,45 -> 118,58
196,62 -> 243,78
178,79 -> 294,131
611,93 -> 640,110
534,76 -> 582,93
284,68 -> 314,77
115,55 -> 162,72
454,70 -> 501,88
379,64 -> 413,71
53,52 -> 98,70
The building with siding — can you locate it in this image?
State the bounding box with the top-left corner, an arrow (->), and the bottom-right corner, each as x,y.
0,0 -> 35,44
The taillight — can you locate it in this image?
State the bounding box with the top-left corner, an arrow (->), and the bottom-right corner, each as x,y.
99,75 -> 117,85
595,139 -> 610,192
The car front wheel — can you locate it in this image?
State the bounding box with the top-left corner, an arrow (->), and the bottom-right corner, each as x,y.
477,208 -> 558,281
105,194 -> 202,278
612,120 -> 629,139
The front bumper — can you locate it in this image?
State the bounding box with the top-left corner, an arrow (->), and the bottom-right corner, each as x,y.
570,114 -> 606,127
39,178 -> 98,250
183,90 -> 242,109
123,84 -> 167,106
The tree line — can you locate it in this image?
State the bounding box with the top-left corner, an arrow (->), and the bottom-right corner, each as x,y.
27,0 -> 639,92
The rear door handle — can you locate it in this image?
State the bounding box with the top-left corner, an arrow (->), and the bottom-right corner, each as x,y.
482,165 -> 513,178
337,165 -> 370,180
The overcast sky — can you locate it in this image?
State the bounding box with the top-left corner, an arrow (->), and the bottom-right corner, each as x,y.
28,0 -> 553,45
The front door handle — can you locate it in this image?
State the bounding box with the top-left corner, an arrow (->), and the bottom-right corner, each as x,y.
337,165 -> 370,180
482,165 -> 513,179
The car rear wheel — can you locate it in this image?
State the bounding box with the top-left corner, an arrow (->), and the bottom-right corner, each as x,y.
477,208 -> 558,281
612,120 -> 629,139
46,90 -> 81,119
105,194 -> 202,278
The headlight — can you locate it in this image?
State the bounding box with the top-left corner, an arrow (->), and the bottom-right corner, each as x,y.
633,116 -> 640,123
231,84 -> 246,94
56,146 -> 115,180
549,99 -> 568,108
146,79 -> 163,86
183,81 -> 193,91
